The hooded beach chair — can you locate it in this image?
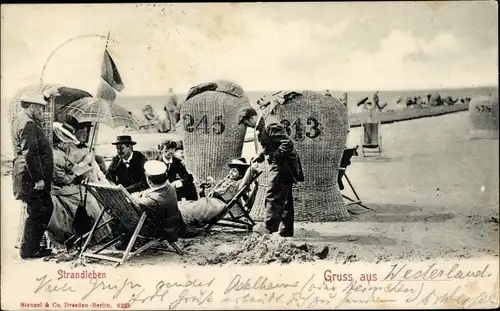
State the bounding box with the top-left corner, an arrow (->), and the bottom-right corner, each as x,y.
338,146 -> 373,214
204,166 -> 262,233
361,121 -> 382,157
78,183 -> 183,267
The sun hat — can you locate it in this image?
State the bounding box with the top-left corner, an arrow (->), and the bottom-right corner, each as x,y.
228,157 -> 251,168
19,89 -> 48,106
53,122 -> 79,144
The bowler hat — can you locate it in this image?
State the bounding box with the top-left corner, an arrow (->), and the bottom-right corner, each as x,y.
236,107 -> 257,125
19,89 -> 48,106
111,135 -> 136,145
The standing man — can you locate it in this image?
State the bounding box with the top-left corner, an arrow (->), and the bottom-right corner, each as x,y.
164,88 -> 179,132
237,107 -> 304,237
105,135 -> 149,193
12,90 -> 54,259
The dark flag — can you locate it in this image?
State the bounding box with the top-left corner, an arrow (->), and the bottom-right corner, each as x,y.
100,49 -> 124,92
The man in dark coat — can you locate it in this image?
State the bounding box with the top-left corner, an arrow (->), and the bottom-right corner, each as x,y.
12,90 -> 54,258
237,107 -> 304,237
158,139 -> 198,201
105,135 -> 149,194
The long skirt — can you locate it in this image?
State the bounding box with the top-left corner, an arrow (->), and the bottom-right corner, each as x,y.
178,197 -> 226,228
47,188 -> 113,246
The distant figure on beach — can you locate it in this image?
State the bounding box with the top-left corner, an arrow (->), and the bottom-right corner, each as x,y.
325,90 -> 332,97
164,88 -> 180,132
141,104 -> 169,133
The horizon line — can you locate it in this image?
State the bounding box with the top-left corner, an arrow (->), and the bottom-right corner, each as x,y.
1,84 -> 497,100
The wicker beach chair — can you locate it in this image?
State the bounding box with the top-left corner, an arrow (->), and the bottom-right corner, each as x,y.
361,122 -> 382,157
204,166 -> 262,233
79,183 -> 183,267
338,146 -> 372,214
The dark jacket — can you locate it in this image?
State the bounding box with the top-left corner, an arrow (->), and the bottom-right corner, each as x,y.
134,184 -> 186,242
105,150 -> 148,193
157,156 -> 198,200
12,111 -> 54,200
256,116 -> 305,184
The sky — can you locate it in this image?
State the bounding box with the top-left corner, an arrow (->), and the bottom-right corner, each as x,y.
1,2 -> 498,98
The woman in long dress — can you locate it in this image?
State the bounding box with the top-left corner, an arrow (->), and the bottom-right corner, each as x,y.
46,122 -> 113,247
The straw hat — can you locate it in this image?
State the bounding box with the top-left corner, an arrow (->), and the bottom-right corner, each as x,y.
53,122 -> 79,144
19,89 -> 48,106
228,157 -> 250,168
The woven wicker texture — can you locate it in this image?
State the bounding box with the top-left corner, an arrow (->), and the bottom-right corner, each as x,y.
250,90 -> 351,222
180,80 -> 249,185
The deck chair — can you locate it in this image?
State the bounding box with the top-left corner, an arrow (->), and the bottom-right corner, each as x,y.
204,166 -> 262,233
338,146 -> 373,214
79,183 -> 183,267
361,122 -> 382,157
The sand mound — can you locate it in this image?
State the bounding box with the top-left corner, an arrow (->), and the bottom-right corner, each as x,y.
177,233 -> 337,266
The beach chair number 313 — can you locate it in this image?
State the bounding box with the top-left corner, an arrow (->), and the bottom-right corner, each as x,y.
280,117 -> 323,141
183,114 -> 225,135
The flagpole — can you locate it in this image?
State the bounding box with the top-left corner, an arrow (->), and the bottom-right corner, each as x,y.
89,31 -> 111,151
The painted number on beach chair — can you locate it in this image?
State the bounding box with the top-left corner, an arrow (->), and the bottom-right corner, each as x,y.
280,117 -> 322,141
183,114 -> 225,135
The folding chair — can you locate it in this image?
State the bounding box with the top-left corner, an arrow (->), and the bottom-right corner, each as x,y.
79,183 -> 183,267
361,122 -> 382,157
338,146 -> 373,214
204,166 -> 262,233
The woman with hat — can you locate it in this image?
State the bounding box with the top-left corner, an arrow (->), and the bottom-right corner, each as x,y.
46,122 -> 113,247
65,120 -> 108,181
199,157 -> 251,202
177,157 -> 254,233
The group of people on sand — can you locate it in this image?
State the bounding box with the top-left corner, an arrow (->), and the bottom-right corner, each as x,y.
127,88 -> 181,133
397,93 -> 471,108
13,89 -> 304,260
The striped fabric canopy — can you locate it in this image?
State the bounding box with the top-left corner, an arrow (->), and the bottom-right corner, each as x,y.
58,97 -> 139,130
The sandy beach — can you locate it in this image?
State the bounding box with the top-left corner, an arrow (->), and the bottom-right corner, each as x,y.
1,111 -> 498,269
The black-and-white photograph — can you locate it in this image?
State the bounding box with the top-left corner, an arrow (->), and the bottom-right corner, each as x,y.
1,2 -> 498,310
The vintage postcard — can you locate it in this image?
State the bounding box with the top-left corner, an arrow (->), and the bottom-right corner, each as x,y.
1,2 -> 499,310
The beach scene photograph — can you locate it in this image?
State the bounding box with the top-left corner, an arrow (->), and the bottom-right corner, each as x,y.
1,2 -> 498,310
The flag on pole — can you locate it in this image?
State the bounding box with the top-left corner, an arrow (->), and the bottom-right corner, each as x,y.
100,49 -> 124,92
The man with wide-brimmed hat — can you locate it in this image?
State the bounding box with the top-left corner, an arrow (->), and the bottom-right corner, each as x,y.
12,89 -> 54,258
105,135 -> 148,194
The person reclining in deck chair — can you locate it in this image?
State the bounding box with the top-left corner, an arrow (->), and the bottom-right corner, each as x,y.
178,158 -> 256,231
115,160 -> 187,250
199,158 -> 251,201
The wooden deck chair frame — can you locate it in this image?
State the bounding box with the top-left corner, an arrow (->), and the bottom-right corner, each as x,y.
361,122 -> 382,157
339,146 -> 373,214
79,183 -> 183,267
204,168 -> 263,233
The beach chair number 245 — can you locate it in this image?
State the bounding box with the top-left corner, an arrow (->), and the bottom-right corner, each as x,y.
183,114 -> 225,135
280,117 -> 323,141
